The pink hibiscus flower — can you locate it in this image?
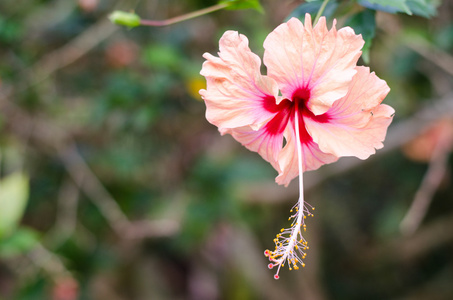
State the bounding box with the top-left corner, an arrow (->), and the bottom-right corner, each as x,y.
200,14 -> 394,279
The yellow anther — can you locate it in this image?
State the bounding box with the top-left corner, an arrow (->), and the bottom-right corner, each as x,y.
302,263 -> 306,267
312,207 -> 315,210
280,228 -> 284,232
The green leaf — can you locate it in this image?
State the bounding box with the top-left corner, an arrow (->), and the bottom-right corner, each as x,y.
0,227 -> 39,258
358,0 -> 412,15
286,0 -> 339,23
0,172 -> 29,238
345,9 -> 376,64
359,0 -> 439,17
406,0 -> 438,18
219,0 -> 264,13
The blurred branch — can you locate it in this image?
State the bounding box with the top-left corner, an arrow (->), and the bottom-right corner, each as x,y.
361,212 -> 453,264
27,18 -> 118,87
239,93 -> 453,203
122,219 -> 180,239
59,144 -> 180,238
7,0 -> 136,92
23,0 -> 76,35
379,13 -> 453,77
58,144 -> 131,235
400,125 -> 453,236
405,39 -> 453,77
27,242 -> 72,281
45,178 -> 81,248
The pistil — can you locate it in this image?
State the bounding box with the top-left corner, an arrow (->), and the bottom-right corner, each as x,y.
264,103 -> 314,279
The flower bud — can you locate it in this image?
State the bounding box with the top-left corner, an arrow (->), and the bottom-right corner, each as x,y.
108,11 -> 141,28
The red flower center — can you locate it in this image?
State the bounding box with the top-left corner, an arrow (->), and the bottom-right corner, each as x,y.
263,88 -> 329,144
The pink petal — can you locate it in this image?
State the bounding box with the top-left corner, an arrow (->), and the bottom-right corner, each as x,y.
223,126 -> 283,174
305,66 -> 394,160
275,117 -> 338,186
224,109 -> 338,187
200,31 -> 280,130
263,14 -> 364,115
222,103 -> 292,172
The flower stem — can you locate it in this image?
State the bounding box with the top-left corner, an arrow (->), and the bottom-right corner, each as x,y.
140,3 -> 229,27
314,0 -> 330,25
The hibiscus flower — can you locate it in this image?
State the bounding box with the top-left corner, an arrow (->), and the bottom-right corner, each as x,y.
200,14 -> 394,279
